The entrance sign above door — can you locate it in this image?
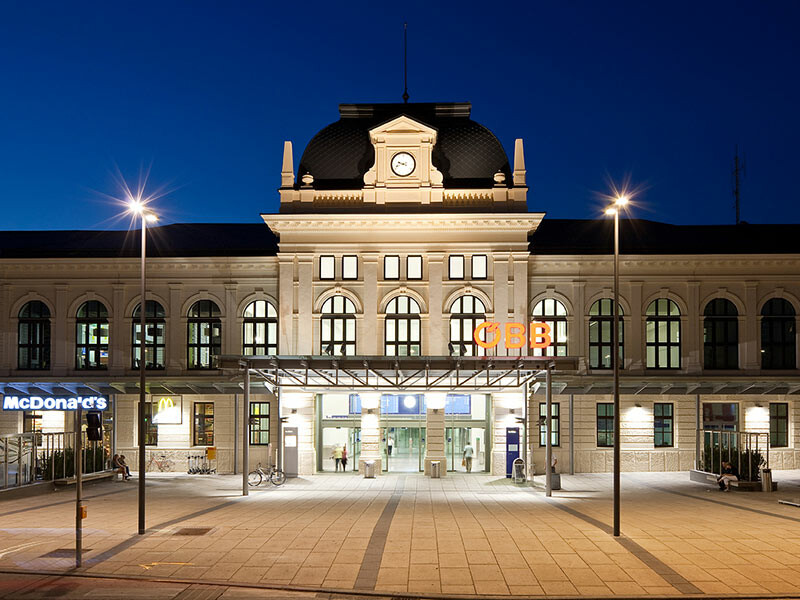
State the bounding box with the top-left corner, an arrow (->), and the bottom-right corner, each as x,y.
473,322 -> 552,350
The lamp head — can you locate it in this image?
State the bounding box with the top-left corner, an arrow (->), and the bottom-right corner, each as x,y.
129,199 -> 144,214
144,213 -> 158,223
615,195 -> 629,206
605,207 -> 618,216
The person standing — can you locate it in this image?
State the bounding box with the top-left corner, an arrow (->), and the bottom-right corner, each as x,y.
462,442 -> 474,473
388,436 -> 394,457
332,445 -> 343,472
341,444 -> 348,472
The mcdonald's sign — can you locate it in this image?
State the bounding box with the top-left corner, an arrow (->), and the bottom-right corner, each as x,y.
151,395 -> 182,424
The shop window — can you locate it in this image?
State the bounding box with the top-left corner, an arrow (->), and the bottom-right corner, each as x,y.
142,402 -> 157,446
770,403 -> 788,448
342,255 -> 358,280
597,403 -> 614,447
471,255 -> 488,279
702,402 -> 738,431
384,255 -> 400,280
407,255 -> 422,280
588,299 -> 624,369
646,298 -> 681,369
319,255 -> 335,280
187,300 -> 221,369
654,402 -> 674,447
193,402 -> 214,446
385,296 -> 421,356
76,300 -> 109,370
23,411 -> 42,434
703,298 -> 738,370
532,298 -> 568,357
449,295 -> 486,356
448,255 -> 464,280
761,298 -> 796,370
243,300 -> 278,356
250,402 -> 270,445
18,301 -> 51,370
132,300 -> 166,370
539,402 -> 560,447
320,295 -> 356,356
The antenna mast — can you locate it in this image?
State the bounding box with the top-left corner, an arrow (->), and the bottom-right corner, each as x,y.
732,145 -> 745,225
402,23 -> 409,103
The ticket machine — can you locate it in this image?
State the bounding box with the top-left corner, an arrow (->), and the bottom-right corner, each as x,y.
505,427 -> 520,478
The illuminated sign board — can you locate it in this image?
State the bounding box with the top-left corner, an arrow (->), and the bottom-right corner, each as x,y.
473,322 -> 552,350
151,395 -> 182,424
2,395 -> 108,411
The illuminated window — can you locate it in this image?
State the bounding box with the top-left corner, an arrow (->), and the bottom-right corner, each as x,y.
18,301 -> 50,370
76,301 -> 109,370
319,255 -> 335,280
385,296 -> 421,357
132,301 -> 166,370
193,402 -> 214,446
342,255 -> 358,280
539,402 -> 560,447
141,402 -> 157,446
448,255 -> 464,280
770,403 -> 788,448
449,295 -> 486,356
471,255 -> 488,279
532,298 -> 568,357
703,298 -> 738,370
761,299 -> 796,370
250,402 -> 270,446
588,299 -> 623,369
407,255 -> 422,280
320,295 -> 356,356
597,403 -> 614,447
646,299 -> 681,369
384,255 -> 400,280
243,300 -> 278,356
654,403 -> 673,447
187,300 -> 221,369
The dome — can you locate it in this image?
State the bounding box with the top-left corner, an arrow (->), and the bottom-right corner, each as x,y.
297,103 -> 512,190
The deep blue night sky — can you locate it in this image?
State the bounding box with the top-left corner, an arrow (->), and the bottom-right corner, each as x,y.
1,1 -> 798,230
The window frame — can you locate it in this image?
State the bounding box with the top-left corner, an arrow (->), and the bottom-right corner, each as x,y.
320,295 -> 357,356
449,295 -> 487,357
539,402 -> 560,447
242,300 -> 278,356
76,300 -> 109,370
471,254 -> 488,280
193,402 -> 214,446
342,255 -> 358,280
384,255 -> 400,280
645,299 -> 681,369
406,255 -> 423,280
249,402 -> 270,446
761,298 -> 796,370
187,300 -> 222,370
703,298 -> 739,370
448,255 -> 465,280
770,402 -> 789,448
588,298 -> 624,370
132,301 -> 166,370
532,298 -> 568,357
319,255 -> 335,280
18,301 -> 51,370
384,296 -> 421,357
654,402 -> 674,448
142,401 -> 158,446
597,403 -> 614,447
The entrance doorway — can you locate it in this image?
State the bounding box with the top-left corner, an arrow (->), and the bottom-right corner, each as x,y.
446,426 -> 486,472
320,425 -> 361,472
383,426 -> 425,472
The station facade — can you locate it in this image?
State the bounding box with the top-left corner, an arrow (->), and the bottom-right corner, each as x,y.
1,101 -> 800,478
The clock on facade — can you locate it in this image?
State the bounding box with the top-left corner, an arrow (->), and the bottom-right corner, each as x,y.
390,152 -> 416,177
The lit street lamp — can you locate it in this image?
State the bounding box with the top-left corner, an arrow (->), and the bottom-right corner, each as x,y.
605,194 -> 628,538
129,199 -> 157,535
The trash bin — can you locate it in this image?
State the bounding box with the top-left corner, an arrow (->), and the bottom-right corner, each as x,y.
430,461 -> 441,479
761,468 -> 773,493
550,473 -> 562,491
364,460 -> 376,479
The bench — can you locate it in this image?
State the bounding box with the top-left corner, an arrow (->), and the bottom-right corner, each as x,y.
689,469 -> 775,492
53,470 -> 117,486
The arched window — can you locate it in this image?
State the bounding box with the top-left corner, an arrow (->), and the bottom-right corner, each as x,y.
18,301 -> 50,370
532,298 -> 568,357
243,300 -> 278,356
646,299 -> 681,369
76,301 -> 109,370
188,300 -> 221,369
703,298 -> 738,370
449,295 -> 486,356
132,301 -> 166,370
385,296 -> 421,356
761,298 -> 796,370
320,295 -> 356,356
588,299 -> 623,369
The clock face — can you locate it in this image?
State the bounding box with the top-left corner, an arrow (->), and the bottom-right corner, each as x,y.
390,152 -> 416,177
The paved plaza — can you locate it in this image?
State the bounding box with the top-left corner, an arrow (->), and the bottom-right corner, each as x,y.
2,471 -> 800,598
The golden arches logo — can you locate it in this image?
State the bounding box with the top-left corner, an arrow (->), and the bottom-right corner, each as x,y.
157,397 -> 175,412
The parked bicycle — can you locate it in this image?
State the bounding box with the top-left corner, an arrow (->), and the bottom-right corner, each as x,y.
248,462 -> 285,486
146,453 -> 174,472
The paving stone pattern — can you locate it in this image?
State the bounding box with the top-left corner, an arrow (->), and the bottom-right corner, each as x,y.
2,471 -> 800,597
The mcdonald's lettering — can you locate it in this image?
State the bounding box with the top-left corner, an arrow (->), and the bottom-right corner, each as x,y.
473,322 -> 552,350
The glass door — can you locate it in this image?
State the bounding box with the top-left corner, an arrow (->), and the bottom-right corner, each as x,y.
446,426 -> 486,472
383,426 -> 425,472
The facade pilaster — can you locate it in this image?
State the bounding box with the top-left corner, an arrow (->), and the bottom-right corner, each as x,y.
359,395 -> 382,474
512,254 -> 528,352
296,256 -> 313,355
424,408 -> 446,476
110,284 -> 125,373
628,281 -> 644,371
0,284 -> 10,376
427,253 -> 444,355
281,391 -> 316,476
572,281 -> 586,368
278,256 -> 295,354
224,283 -> 237,356
743,281 -> 759,370
362,253 -> 379,355
167,283 -> 183,372
685,281 -> 701,373
492,253 -> 510,356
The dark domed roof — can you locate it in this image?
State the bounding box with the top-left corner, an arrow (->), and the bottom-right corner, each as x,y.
297,103 -> 512,190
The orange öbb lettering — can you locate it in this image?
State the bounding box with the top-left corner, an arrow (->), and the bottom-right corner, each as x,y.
474,322 -> 500,349
529,322 -> 552,349
504,323 -> 526,349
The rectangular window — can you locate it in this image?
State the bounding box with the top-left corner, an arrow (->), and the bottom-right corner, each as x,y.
384,255 -> 400,280
193,402 -> 214,446
702,402 -> 738,431
654,402 -> 674,447
471,255 -> 488,279
250,402 -> 270,446
319,255 -> 335,280
448,255 -> 464,280
597,403 -> 614,447
770,403 -> 789,448
407,255 -> 422,280
342,255 -> 358,280
142,402 -> 158,446
539,402 -> 560,447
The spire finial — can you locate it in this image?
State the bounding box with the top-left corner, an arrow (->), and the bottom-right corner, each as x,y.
402,23 -> 409,103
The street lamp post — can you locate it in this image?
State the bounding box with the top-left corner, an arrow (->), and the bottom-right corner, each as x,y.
130,200 -> 157,535
605,195 -> 628,538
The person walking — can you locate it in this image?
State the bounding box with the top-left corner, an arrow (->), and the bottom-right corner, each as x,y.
462,442 -> 474,473
387,436 -> 394,457
332,445 -> 343,472
341,444 -> 348,472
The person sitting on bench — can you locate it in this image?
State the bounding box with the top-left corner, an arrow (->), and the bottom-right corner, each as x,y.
113,454 -> 131,480
717,461 -> 738,491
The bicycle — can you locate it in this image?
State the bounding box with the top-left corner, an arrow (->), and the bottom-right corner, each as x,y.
146,453 -> 174,472
247,462 -> 285,486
